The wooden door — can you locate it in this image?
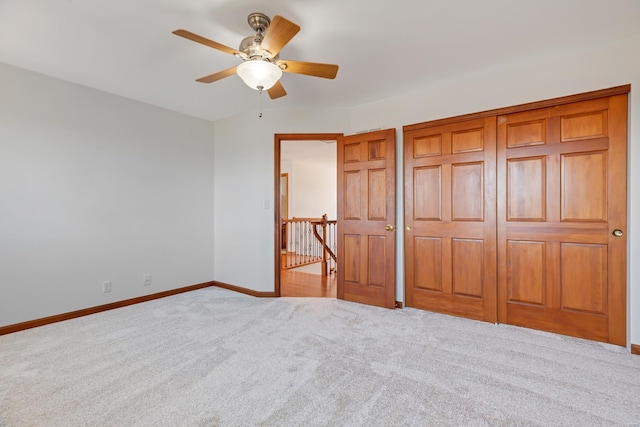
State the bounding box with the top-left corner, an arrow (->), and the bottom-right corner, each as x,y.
404,118 -> 497,322
337,129 -> 396,308
497,95 -> 627,345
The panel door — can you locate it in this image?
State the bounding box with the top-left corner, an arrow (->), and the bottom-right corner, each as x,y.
497,95 -> 627,345
337,129 -> 396,309
404,118 -> 497,322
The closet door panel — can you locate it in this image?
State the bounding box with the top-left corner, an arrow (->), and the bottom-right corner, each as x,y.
404,118 -> 497,322
497,95 -> 627,345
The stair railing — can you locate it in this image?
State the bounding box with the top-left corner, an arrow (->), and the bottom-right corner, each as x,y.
282,214 -> 337,276
311,214 -> 337,276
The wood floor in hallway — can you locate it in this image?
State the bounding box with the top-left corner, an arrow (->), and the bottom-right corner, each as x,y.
280,265 -> 336,298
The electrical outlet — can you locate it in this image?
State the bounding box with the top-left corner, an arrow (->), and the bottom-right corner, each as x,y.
143,274 -> 152,286
102,281 -> 112,293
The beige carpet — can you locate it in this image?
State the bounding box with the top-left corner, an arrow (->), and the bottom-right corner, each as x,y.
1,287 -> 639,426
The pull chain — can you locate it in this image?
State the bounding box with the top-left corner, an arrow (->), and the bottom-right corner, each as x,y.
257,85 -> 264,118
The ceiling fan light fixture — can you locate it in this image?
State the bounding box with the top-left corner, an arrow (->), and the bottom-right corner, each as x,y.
236,60 -> 282,91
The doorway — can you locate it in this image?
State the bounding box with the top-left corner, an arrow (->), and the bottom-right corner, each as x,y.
274,134 -> 342,298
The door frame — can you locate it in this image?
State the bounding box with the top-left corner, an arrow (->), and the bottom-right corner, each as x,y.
274,133 -> 343,297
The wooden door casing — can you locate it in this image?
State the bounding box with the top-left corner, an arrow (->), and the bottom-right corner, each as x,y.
337,129 -> 396,309
404,117 -> 497,322
497,95 -> 628,345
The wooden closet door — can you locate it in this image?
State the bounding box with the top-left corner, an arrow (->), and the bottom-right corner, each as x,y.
404,117 -> 497,322
497,95 -> 627,345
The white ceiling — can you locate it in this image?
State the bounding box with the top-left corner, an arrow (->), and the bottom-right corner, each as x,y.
1,0 -> 639,122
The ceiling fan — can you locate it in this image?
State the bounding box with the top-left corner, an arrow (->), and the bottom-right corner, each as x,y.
173,13 -> 339,99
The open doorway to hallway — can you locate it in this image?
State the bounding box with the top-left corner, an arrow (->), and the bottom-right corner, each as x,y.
274,134 -> 341,298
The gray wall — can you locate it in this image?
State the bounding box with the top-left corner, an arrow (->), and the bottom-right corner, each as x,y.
0,63 -> 215,326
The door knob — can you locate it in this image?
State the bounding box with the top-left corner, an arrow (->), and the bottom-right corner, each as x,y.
612,229 -> 623,237
385,224 -> 395,231
405,225 -> 412,231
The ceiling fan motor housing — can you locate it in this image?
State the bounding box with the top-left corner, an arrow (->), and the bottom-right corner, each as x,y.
239,34 -> 266,59
240,13 -> 275,60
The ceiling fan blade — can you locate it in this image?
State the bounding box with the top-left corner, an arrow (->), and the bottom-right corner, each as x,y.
196,67 -> 237,83
260,15 -> 300,57
173,29 -> 241,56
279,60 -> 339,79
268,81 -> 287,99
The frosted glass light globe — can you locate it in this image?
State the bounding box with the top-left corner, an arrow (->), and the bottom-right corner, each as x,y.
236,60 -> 282,90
